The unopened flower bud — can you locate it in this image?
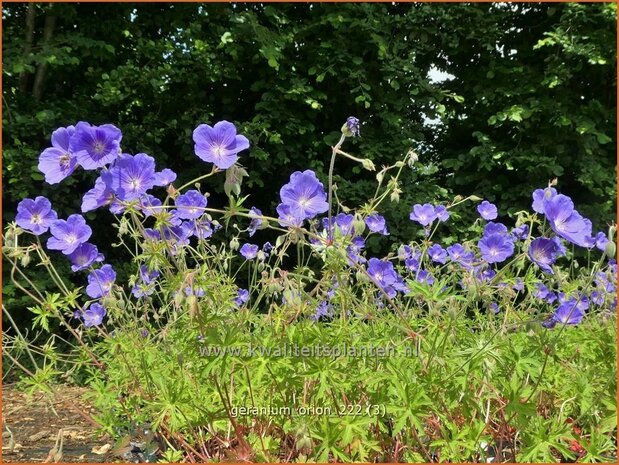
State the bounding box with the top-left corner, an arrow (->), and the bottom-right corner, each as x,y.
353,216 -> 366,235
20,253 -> 31,267
407,149 -> 419,165
390,188 -> 401,203
355,270 -> 368,283
361,159 -> 376,171
229,237 -> 240,251
341,116 -> 360,138
605,240 -> 616,259
470,195 -> 482,202
376,172 -> 384,183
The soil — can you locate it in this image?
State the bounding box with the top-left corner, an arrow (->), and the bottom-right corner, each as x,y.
2,384 -> 109,463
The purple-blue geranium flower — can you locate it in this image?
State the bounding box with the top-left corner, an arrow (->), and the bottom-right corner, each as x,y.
101,153 -> 157,201
367,258 -> 409,298
189,218 -> 217,240
132,265 -> 160,298
477,201 -> 498,220
248,207 -> 264,237
15,196 -> 58,235
532,187 -> 557,214
279,170 -> 328,221
474,265 -> 497,282
543,194 -> 592,247
47,214 -> 92,254
193,120 -> 250,170
70,122 -> 122,170
589,231 -> 609,252
590,290 -> 604,306
276,203 -> 304,228
154,168 -> 177,186
161,225 -> 191,254
405,257 -> 421,273
534,282 -> 551,300
81,177 -> 115,213
511,224 -> 529,240
86,264 -> 116,298
409,203 -> 437,226
344,116 -> 360,137
138,195 -> 163,217
434,205 -> 450,223
347,236 -> 366,265
365,214 -> 389,235
484,222 -> 509,237
549,297 -> 586,326
478,233 -> 514,264
335,213 -> 355,235
428,244 -> 448,264
490,302 -> 500,314
185,286 -> 205,297
234,289 -> 249,307
240,243 -> 259,260
312,301 -> 332,321
81,303 -> 106,328
417,269 -> 435,285
174,189 -> 207,220
447,244 -> 475,268
38,126 -> 78,184
528,237 -> 560,274
67,243 -> 104,272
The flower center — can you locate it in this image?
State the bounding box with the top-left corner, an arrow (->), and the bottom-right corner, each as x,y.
66,234 -> 78,244
31,214 -> 42,224
213,145 -> 226,158
298,197 -> 310,208
129,178 -> 141,190
93,141 -> 105,155
59,154 -> 71,169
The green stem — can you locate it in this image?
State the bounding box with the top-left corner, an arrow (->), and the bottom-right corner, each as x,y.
327,134 -> 346,241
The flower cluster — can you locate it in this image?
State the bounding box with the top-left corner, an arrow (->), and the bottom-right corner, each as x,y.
12,118 -> 616,334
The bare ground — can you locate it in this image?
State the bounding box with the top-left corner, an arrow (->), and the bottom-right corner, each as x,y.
2,384 -> 108,463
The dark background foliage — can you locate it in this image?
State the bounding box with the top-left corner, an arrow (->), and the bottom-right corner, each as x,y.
2,2 -> 616,316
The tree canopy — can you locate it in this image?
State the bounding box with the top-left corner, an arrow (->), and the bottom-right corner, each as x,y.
3,1 -> 616,246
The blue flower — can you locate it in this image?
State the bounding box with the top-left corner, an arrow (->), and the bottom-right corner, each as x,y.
15,196 -> 58,235
542,194 -> 592,247
279,170 -> 328,222
70,122 -> 122,170
409,203 -> 437,226
174,190 -> 208,220
86,264 -> 116,298
193,121 -> 250,170
477,200 -> 498,220
47,214 -> 92,255
528,237 -> 560,273
234,289 -> 250,307
367,258 -> 408,298
365,214 -> 389,235
240,243 -> 259,260
67,243 -> 104,272
101,153 -> 157,201
80,303 -> 106,327
428,244 -> 448,264
532,187 -> 557,214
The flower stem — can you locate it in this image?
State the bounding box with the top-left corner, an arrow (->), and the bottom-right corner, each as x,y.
327,134 -> 346,241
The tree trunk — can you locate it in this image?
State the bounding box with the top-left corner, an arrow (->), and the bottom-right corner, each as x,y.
18,3 -> 36,93
32,13 -> 56,101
